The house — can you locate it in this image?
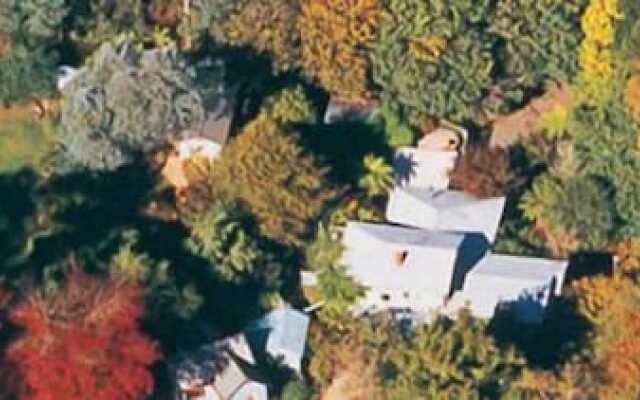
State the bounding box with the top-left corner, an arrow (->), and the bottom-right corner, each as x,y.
446,254 -> 569,323
342,221 -> 475,316
386,187 -> 506,244
244,306 -> 310,374
169,334 -> 268,400
330,140 -> 566,324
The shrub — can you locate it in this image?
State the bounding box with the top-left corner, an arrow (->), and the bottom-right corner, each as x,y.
450,146 -> 516,198
371,0 -> 494,122
5,264 -> 159,399
299,0 -> 381,102
58,42 -> 216,170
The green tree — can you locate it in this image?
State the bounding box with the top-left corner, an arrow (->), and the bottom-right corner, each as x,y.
58,42 -> 219,171
185,202 -> 283,286
489,0 -> 587,88
306,225 -> 365,328
520,174 -> 616,254
68,0 -> 148,54
381,309 -> 524,400
111,231 -> 203,320
0,0 -> 68,103
371,0 -> 494,122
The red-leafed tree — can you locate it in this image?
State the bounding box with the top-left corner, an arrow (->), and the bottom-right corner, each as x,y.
5,262 -> 160,400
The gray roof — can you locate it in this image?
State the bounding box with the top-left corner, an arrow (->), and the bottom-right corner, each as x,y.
344,221 -> 467,250
323,97 -> 379,124
170,334 -> 266,400
245,307 -> 310,373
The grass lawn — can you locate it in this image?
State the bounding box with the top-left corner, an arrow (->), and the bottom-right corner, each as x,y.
0,115 -> 57,174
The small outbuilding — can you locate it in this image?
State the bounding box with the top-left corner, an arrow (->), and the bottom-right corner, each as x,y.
169,334 -> 268,400
244,306 -> 310,374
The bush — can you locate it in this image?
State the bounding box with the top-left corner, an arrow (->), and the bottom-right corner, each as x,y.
450,146 -> 516,198
371,0 -> 494,122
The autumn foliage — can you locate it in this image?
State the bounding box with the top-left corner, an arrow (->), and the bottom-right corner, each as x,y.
299,0 -> 380,102
450,146 -> 516,198
5,264 -> 159,400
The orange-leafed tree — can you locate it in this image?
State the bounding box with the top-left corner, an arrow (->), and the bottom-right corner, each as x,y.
5,262 -> 160,400
299,0 -> 381,102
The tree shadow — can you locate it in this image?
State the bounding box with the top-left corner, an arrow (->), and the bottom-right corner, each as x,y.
297,120 -> 393,189
489,296 -> 592,369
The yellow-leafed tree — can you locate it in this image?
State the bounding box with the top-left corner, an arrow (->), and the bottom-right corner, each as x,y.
299,0 -> 381,102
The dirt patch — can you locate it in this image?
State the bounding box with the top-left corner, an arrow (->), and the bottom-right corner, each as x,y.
489,82 -> 574,148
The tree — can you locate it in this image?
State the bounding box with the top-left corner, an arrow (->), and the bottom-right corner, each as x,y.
299,0 -> 381,102
184,89 -> 335,246
5,263 -> 159,399
371,0 -> 494,122
488,0 -> 587,89
0,0 -> 68,103
381,309 -> 524,399
308,316 -> 390,399
68,0 -> 149,54
58,42 -> 218,170
576,0 -> 622,106
520,174 -> 615,255
224,0 -> 301,72
185,202 -> 283,286
305,225 -> 365,328
181,0 -> 244,44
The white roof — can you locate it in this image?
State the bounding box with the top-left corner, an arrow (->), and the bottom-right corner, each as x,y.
342,221 -> 467,299
386,187 -> 505,243
447,254 -> 569,323
177,137 -> 223,160
394,148 -> 457,191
